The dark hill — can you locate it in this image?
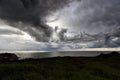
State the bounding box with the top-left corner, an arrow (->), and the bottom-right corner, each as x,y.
0,52 -> 119,80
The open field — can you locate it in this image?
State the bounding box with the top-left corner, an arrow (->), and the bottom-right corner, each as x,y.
0,52 -> 120,80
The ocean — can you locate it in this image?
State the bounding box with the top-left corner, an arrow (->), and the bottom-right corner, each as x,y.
13,51 -> 111,59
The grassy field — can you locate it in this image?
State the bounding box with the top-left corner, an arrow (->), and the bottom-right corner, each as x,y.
0,52 -> 120,80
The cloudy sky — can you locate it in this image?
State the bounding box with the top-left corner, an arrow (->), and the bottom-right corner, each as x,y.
0,0 -> 120,51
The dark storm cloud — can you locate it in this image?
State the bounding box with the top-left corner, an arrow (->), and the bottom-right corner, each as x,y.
0,0 -> 71,24
1,0 -> 120,43
0,0 -> 72,41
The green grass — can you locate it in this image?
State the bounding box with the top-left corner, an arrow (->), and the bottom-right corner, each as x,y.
0,56 -> 120,80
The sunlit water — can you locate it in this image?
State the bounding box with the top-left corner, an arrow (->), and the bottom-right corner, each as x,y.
13,51 -> 112,59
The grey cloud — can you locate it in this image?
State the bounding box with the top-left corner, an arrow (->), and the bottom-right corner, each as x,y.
56,0 -> 120,34
0,0 -> 72,41
0,29 -> 22,35
0,0 -> 70,23
1,0 -> 120,46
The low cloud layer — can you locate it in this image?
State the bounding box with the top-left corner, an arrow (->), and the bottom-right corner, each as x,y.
0,28 -> 22,35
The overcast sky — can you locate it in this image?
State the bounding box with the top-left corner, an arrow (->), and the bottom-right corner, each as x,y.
0,0 -> 120,51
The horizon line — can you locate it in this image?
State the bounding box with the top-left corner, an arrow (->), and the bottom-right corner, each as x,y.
0,48 -> 120,53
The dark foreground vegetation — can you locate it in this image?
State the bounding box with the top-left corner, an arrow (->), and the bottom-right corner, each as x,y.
0,52 -> 120,80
